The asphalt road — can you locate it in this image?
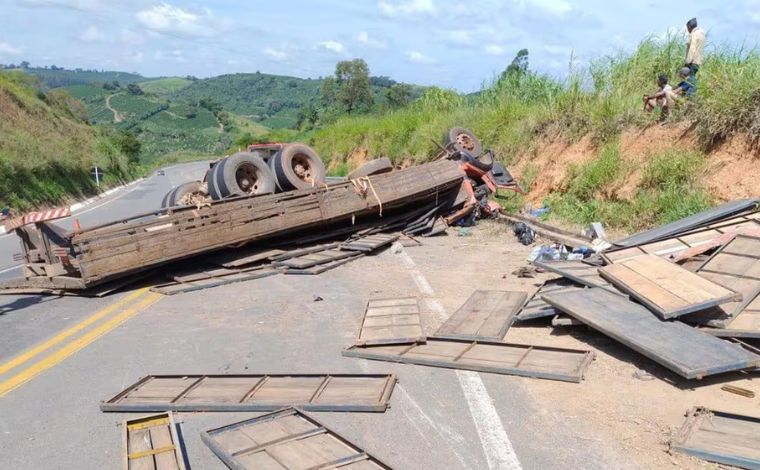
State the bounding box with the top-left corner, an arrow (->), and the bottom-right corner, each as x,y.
0,164 -> 635,469
0,161 -> 210,278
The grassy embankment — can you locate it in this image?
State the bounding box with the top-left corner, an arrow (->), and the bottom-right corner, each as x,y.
0,71 -> 135,210
302,36 -> 760,231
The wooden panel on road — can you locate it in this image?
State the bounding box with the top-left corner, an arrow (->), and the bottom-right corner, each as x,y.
123,412 -> 186,470
671,407 -> 760,469
434,291 -> 527,341
101,374 -> 396,413
599,254 -> 741,319
515,279 -> 585,321
356,297 -> 424,346
201,408 -> 391,470
344,338 -> 595,383
543,287 -> 760,379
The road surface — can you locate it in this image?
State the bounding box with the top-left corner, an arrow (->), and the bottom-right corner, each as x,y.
0,162 -> 663,469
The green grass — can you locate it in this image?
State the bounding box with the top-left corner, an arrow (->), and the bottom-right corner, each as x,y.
110,93 -> 163,118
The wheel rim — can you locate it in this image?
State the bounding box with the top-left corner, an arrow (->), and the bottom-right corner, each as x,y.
455,132 -> 476,152
291,153 -> 313,183
235,163 -> 262,193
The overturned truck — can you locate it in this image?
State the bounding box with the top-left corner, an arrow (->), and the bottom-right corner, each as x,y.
4,160 -> 468,292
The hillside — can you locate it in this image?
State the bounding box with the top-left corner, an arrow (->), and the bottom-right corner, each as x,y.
0,71 -> 134,210
16,67 -> 145,88
305,37 -> 760,232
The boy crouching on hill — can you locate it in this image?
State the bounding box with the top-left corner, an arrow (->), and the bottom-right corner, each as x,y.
643,69 -> 696,116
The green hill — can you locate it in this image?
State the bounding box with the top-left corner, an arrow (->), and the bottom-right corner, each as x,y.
138,77 -> 193,96
16,67 -> 145,88
0,71 -> 134,210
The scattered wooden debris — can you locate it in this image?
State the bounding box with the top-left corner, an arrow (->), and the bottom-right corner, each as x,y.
123,412 -> 186,470
434,290 -> 527,341
720,385 -> 755,398
355,297 -> 424,346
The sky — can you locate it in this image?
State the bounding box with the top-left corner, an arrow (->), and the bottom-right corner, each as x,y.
0,0 -> 758,92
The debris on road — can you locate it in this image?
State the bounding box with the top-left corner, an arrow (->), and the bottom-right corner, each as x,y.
355,297 -> 424,346
123,411 -> 186,470
101,374 -> 397,413
343,337 -> 595,383
720,384 -> 755,398
433,290 -> 527,341
201,408 -> 393,470
670,407 -> 760,469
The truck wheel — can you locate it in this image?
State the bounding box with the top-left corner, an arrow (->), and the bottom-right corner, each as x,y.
169,181 -> 205,207
444,127 -> 482,157
208,152 -> 277,200
271,143 -> 326,191
347,157 -> 393,180
160,188 -> 174,209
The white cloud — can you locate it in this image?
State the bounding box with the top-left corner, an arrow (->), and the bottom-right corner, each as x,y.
136,3 -> 219,38
543,44 -> 572,56
406,50 -> 436,64
514,0 -> 571,15
264,47 -> 288,62
119,28 -> 145,46
318,40 -> 346,54
0,42 -> 23,55
448,30 -> 473,45
356,31 -> 387,49
484,44 -> 505,56
19,0 -> 104,11
130,51 -> 144,63
379,0 -> 435,17
80,25 -> 107,43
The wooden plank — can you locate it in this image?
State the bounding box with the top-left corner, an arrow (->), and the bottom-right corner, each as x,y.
671,407 -> 760,469
692,291 -> 760,336
283,253 -> 363,275
532,260 -> 614,290
599,254 -> 741,319
343,338 -> 595,383
356,297 -> 425,346
101,374 -> 397,412
434,291 -> 527,341
341,234 -> 399,253
124,412 -> 185,470
542,287 -> 760,379
515,279 -> 585,321
201,408 -> 392,470
150,268 -> 280,296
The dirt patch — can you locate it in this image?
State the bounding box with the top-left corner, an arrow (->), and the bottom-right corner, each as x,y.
510,125 -> 760,204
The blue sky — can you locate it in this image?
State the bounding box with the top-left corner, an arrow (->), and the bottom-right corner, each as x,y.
0,0 -> 758,91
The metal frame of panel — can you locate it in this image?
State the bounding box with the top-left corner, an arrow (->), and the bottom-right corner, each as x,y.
101,374 -> 397,413
123,411 -> 186,470
434,290 -> 527,341
201,408 -> 392,470
671,407 -> 760,470
343,337 -> 595,383
599,255 -> 742,319
543,287 -> 760,379
355,297 -> 425,346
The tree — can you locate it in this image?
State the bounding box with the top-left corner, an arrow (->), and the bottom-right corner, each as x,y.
505,48 -> 529,76
20,61 -> 30,69
296,103 -> 319,130
116,131 -> 141,164
370,76 -> 397,88
126,83 -> 143,95
334,59 -> 374,114
320,76 -> 336,107
385,84 -> 414,109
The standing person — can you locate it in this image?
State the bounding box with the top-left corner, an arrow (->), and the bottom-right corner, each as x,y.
685,18 -> 705,76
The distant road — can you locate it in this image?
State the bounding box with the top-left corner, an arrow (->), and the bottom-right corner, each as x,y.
0,161 -> 210,279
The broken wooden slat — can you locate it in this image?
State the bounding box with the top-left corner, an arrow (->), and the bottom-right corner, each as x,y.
213,248 -> 286,269
670,407 -> 760,469
532,260 -> 614,290
101,374 -> 397,413
434,291 -> 527,341
551,314 -> 583,327
721,385 -> 755,398
355,297 -> 425,346
599,254 -> 742,319
150,268 -> 279,296
275,249 -> 357,270
543,287 -> 760,379
341,233 -> 400,253
515,279 -> 585,321
123,412 -> 186,470
343,338 -> 595,383
201,408 -> 392,470
283,253 -> 363,275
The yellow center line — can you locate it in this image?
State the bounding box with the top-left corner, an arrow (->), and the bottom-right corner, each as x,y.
0,291 -> 163,398
0,288 -> 149,376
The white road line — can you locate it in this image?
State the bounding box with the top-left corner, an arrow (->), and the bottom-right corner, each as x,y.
397,249 -> 523,470
0,265 -> 21,275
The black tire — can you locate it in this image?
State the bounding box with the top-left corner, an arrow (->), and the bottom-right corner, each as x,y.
444,127 -> 482,157
160,188 -> 175,209
347,157 -> 393,180
169,181 -> 204,206
208,152 -> 277,200
271,143 -> 326,191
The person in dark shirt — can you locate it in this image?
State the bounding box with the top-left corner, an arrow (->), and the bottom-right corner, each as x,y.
673,67 -> 697,98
